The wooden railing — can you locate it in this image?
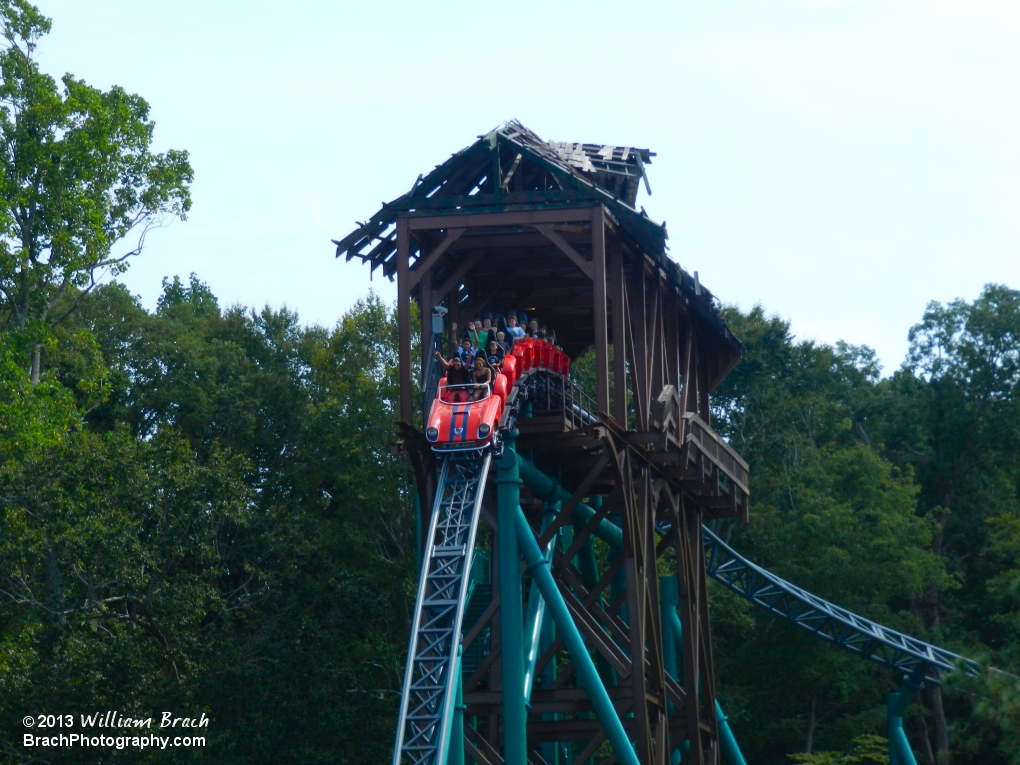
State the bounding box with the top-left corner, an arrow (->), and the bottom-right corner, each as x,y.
682,412 -> 749,499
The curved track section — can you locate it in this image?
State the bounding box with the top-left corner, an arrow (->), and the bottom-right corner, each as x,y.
393,454 -> 492,765
702,527 -> 979,683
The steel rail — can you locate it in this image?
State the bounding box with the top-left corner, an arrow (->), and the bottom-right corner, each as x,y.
393,454 -> 491,765
702,527 -> 980,683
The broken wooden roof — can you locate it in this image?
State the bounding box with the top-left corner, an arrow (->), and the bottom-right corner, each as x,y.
332,121 -> 735,352
333,121 -> 668,276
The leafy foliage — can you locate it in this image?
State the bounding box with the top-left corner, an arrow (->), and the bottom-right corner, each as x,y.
0,1 -> 192,382
0,279 -> 415,764
2,273 -> 1020,764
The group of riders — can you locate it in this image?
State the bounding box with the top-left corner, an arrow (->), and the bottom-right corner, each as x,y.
434,310 -> 559,403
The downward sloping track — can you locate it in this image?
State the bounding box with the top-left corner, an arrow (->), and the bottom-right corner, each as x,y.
393,454 -> 492,765
702,527 -> 980,683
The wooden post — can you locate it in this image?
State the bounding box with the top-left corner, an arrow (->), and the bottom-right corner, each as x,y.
592,205 -> 610,415
697,337 -> 711,426
679,497 -> 706,765
632,269 -> 649,431
397,217 -> 413,426
611,239 -> 628,426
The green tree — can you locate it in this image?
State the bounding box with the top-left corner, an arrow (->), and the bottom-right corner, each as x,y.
709,305 -> 945,763
878,284 -> 1020,765
0,0 -> 192,382
0,278 -> 417,764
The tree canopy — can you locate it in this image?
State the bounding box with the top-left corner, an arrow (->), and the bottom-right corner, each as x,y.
1,271 -> 1019,764
0,0 -> 192,382
0,4 -> 1017,762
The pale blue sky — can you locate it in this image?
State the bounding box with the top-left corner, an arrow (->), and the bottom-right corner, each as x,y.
36,0 -> 1020,372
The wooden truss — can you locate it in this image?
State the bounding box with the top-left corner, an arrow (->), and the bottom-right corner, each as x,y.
336,123 -> 749,765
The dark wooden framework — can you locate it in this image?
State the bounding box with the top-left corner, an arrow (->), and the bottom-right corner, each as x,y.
336,123 -> 749,765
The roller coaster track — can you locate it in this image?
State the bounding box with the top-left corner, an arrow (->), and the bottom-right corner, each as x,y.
393,454 -> 491,765
702,527 -> 980,683
394,368 -> 980,765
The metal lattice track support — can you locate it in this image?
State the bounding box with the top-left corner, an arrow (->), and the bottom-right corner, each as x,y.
702,527 -> 980,682
393,453 -> 492,765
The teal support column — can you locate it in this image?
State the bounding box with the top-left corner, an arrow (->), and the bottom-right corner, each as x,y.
667,602 -> 745,765
660,577 -> 681,765
887,671 -> 923,765
666,603 -> 690,762
514,504 -> 641,765
572,504 -> 600,765
573,496 -> 614,691
447,646 -> 465,765
524,502 -> 558,701
516,458 -> 622,548
660,577 -> 680,703
496,437 -> 527,765
714,700 -> 747,765
539,525 -> 564,765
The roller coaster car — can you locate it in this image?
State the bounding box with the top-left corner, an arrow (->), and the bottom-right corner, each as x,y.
425,373 -> 507,452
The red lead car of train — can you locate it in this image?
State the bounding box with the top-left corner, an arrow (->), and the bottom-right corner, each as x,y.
425,376 -> 506,452
425,355 -> 518,452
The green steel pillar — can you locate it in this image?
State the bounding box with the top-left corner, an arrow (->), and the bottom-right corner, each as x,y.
887,671 -> 923,765
660,577 -> 681,765
667,604 -> 745,765
574,496 -> 615,691
538,507 -> 562,765
514,505 -> 641,765
447,646 -> 465,765
714,700 -> 747,765
496,436 -> 527,765
573,495 -> 605,765
524,501 -> 558,701
516,458 -> 623,548
660,576 -> 680,702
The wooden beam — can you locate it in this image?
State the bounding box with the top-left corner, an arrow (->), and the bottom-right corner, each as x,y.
396,218 -> 413,426
435,251 -> 483,303
591,206 -> 610,415
537,452 -> 612,550
628,278 -> 649,432
407,207 -> 591,230
611,238 -> 628,426
534,223 -> 594,280
408,227 -> 465,288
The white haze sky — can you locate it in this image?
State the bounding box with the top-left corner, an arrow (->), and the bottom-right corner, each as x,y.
34,0 -> 1020,373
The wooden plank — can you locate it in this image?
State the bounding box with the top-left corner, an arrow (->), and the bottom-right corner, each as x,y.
406,207 -> 592,230
591,205 -> 610,415
462,591 -> 499,652
537,452 -> 611,550
534,223 -> 594,280
464,738 -> 496,765
465,726 -> 504,765
572,732 -> 609,765
434,251 -> 483,303
611,239 -> 628,426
